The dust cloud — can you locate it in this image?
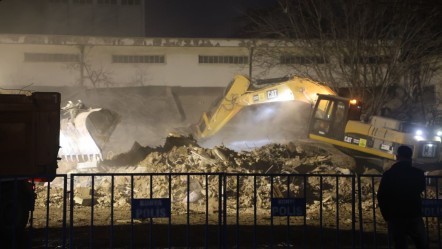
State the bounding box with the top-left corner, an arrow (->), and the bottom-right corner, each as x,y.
8,84 -> 316,168
198,101 -> 313,151
23,86 -> 188,159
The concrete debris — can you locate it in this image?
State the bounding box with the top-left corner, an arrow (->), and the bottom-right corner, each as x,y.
38,135 -> 390,217
73,196 -> 95,206
101,141 -> 153,166
183,191 -> 202,203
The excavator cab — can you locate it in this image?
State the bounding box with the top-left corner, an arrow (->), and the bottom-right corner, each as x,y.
309,94 -> 361,140
309,94 -> 442,170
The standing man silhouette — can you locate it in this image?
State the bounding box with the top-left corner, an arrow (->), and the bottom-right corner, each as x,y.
377,145 -> 429,249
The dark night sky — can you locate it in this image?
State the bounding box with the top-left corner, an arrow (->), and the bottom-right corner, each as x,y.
145,0 -> 277,38
0,0 -> 278,38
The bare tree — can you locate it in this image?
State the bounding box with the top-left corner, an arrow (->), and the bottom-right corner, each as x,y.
240,0 -> 442,122
130,67 -> 151,86
82,62 -> 115,88
67,45 -> 115,88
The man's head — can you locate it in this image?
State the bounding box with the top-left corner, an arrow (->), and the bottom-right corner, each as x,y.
396,145 -> 413,161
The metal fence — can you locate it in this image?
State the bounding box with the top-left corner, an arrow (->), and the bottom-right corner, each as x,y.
2,173 -> 441,248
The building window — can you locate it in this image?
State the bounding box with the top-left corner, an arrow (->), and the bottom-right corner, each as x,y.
97,0 -> 117,4
121,0 -> 141,5
280,55 -> 328,65
24,53 -> 79,62
72,0 -> 92,4
344,56 -> 391,64
198,55 -> 249,64
112,55 -> 165,63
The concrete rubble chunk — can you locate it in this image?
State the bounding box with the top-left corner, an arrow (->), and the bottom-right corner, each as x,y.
76,187 -> 92,198
74,196 -> 95,206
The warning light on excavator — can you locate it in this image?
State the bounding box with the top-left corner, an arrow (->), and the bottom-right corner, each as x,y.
349,99 -> 358,105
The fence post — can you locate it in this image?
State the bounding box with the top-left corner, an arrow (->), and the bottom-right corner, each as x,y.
371,176 -> 378,249
62,175 -> 68,248
45,180 -> 51,248
69,174 -> 75,249
352,175 -> 356,249
335,175 -> 340,248
223,173 -> 228,249
358,174 -> 364,249
110,175 -> 114,248
218,173 -> 223,249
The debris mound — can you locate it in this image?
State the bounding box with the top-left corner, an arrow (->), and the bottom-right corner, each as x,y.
101,141 -> 154,166
97,135 -> 357,176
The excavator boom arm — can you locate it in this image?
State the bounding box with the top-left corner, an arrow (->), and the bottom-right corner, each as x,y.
193,75 -> 336,139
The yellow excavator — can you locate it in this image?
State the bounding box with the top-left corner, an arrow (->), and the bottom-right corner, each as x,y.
191,74 -> 442,170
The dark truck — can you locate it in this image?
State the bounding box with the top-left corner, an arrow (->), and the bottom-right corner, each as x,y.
0,91 -> 60,247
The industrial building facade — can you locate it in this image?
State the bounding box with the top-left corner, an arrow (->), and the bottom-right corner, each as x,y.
0,33 -> 441,91
0,34 -> 294,88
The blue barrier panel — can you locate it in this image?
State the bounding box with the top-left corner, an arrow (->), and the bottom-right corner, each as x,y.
271,198 -> 306,216
422,199 -> 442,217
132,198 -> 171,219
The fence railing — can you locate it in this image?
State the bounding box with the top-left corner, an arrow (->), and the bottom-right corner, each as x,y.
1,173 -> 441,248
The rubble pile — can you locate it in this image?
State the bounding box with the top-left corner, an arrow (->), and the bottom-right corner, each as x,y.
36,136 -> 381,217
101,135 -> 351,174
84,137 -> 357,188
32,136 -> 441,230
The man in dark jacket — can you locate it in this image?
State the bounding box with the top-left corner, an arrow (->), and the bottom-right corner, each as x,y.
377,145 -> 429,249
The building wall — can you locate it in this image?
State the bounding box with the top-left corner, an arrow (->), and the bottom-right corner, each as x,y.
0,34 -> 440,90
0,43 -> 80,86
0,35 -> 261,88
88,45 -> 251,87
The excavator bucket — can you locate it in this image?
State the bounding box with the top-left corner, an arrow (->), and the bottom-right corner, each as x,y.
59,108 -> 120,163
